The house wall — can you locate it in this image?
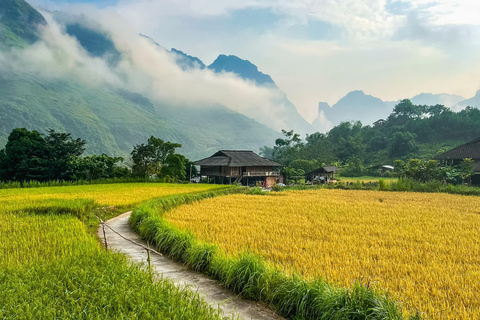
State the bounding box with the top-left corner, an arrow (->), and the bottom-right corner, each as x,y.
474,160 -> 480,172
244,166 -> 280,177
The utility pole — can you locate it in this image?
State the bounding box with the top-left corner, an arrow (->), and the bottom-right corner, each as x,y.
189,164 -> 193,182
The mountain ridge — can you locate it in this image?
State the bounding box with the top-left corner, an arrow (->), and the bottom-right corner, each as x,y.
0,0 -> 281,159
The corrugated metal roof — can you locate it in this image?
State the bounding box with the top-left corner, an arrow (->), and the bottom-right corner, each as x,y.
434,138 -> 480,160
195,150 -> 282,167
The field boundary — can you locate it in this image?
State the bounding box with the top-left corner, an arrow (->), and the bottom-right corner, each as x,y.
275,177 -> 480,197
129,188 -> 421,320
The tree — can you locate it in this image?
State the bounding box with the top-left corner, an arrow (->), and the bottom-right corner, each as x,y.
390,99 -> 423,120
394,160 -> 407,178
0,128 -> 49,182
281,167 -> 305,185
289,159 -> 318,173
388,132 -> 418,158
162,153 -> 187,181
271,129 -> 305,165
131,136 -> 182,179
44,129 -> 86,180
341,155 -> 365,177
460,158 -> 475,185
71,154 -> 127,181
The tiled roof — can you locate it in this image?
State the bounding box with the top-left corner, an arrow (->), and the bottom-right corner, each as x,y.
195,150 -> 282,167
434,138 -> 480,160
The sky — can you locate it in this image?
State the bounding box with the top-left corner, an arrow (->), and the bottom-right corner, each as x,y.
29,0 -> 480,122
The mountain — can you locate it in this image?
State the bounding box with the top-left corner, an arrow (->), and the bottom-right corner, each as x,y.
411,93 -> 465,108
171,48 -> 206,71
207,54 -> 315,135
208,54 -> 275,87
453,90 -> 480,111
0,66 -> 280,159
0,1 -> 280,159
0,0 -> 46,48
314,90 -> 395,130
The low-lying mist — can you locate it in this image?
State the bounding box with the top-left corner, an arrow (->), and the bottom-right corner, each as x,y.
0,9 -> 297,132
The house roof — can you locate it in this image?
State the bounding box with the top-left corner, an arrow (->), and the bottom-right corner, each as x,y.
195,150 -> 282,167
434,138 -> 480,160
306,166 -> 339,175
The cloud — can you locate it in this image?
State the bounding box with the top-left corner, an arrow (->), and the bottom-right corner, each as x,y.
22,0 -> 480,132
0,9 -> 298,132
109,0 -> 402,40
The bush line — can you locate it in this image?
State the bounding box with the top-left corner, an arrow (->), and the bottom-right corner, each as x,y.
130,188 -> 421,320
275,177 -> 480,197
0,177 -> 186,190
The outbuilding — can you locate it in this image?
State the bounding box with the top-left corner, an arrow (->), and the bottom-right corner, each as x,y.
305,166 -> 338,184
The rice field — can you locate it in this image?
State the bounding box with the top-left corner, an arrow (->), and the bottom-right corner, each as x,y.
0,183 -> 229,319
0,182 -> 225,211
165,189 -> 480,320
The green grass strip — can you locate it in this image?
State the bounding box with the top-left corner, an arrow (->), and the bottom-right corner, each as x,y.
130,188 -> 422,320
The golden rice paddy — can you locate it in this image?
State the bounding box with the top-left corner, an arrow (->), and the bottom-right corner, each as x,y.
165,189 -> 480,320
0,183 -> 224,211
0,183 -> 224,268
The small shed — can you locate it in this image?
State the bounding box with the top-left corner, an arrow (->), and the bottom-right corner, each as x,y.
305,166 -> 338,184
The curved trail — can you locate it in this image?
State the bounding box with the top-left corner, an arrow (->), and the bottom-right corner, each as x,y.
97,211 -> 283,320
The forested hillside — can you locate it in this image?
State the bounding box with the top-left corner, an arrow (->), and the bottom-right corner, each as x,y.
0,0 -> 281,159
263,99 -> 480,169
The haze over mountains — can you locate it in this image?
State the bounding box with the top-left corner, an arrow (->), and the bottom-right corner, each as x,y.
1,0 -> 480,159
0,0 -> 309,159
312,91 -> 480,130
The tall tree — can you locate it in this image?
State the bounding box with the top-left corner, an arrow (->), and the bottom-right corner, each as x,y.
131,136 -> 182,179
0,128 -> 48,181
44,129 -> 86,180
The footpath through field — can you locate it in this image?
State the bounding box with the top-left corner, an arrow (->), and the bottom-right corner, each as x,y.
98,212 -> 283,320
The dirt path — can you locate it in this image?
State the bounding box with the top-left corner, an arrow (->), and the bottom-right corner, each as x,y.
98,211 -> 283,320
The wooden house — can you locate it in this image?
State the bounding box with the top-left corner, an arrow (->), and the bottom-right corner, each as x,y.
195,150 -> 282,187
434,138 -> 480,185
305,166 -> 338,184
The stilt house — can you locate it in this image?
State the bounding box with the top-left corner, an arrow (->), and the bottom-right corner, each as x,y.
195,150 -> 282,187
434,138 -> 480,185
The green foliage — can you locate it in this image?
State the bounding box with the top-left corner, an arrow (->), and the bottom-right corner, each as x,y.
388,132 -> 419,158
262,99 -> 480,172
0,128 -> 49,181
0,128 -> 126,182
44,129 -> 86,180
130,189 -> 414,320
281,167 -> 305,184
460,158 -> 475,185
162,153 -> 187,181
393,159 -> 460,184
71,154 -> 127,181
341,155 -> 365,177
289,159 -> 318,173
131,136 -> 186,180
